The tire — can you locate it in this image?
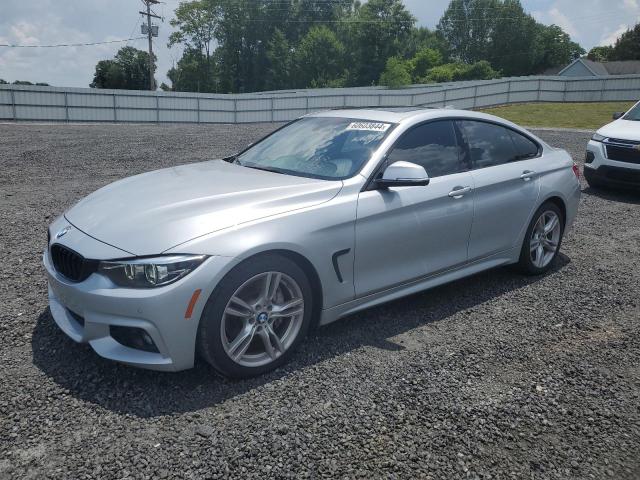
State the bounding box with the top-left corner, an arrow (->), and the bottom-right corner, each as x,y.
197,253 -> 313,378
517,202 -> 564,276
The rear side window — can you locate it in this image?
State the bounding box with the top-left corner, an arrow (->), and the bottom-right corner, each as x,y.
509,130 -> 539,160
387,120 -> 467,177
457,120 -> 516,169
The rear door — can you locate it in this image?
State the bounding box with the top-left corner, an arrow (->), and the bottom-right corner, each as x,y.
456,120 -> 541,261
354,120 -> 474,297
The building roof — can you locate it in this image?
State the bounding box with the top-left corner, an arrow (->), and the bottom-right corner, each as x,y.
558,58 -> 640,76
603,61 -> 640,75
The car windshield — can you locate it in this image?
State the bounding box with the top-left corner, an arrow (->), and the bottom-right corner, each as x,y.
623,103 -> 640,121
235,117 -> 394,180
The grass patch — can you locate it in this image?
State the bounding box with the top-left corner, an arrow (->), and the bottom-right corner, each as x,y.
479,102 -> 635,130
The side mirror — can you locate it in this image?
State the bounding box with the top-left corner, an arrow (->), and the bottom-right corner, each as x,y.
612,112 -> 625,120
375,161 -> 430,188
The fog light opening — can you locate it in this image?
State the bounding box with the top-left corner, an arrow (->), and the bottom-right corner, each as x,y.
110,326 -> 160,353
585,151 -> 595,164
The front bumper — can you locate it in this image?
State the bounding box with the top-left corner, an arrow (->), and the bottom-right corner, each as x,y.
584,165 -> 640,189
44,248 -> 234,371
585,140 -> 640,190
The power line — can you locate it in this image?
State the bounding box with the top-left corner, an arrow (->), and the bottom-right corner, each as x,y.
0,37 -> 146,48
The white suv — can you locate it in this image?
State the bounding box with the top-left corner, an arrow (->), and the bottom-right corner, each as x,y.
585,101 -> 640,190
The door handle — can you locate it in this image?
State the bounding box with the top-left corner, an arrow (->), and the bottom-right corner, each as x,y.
448,186 -> 472,198
520,170 -> 536,181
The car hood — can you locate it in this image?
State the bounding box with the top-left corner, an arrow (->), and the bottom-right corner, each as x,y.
65,160 -> 342,256
598,119 -> 640,141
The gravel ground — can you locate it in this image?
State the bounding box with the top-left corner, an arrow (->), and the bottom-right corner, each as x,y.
1,122 -> 639,480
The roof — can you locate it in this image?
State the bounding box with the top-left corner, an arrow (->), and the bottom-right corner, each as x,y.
558,58 -> 640,76
558,58 -> 609,76
307,107 -> 524,128
307,107 -> 438,123
603,61 -> 640,75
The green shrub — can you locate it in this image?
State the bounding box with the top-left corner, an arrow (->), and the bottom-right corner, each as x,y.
379,57 -> 412,88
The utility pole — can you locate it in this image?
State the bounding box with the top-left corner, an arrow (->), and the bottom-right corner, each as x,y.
140,0 -> 160,90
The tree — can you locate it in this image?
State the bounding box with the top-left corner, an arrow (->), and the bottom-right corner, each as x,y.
0,79 -> 8,84
402,27 -> 449,61
609,24 -> 640,60
438,0 -> 583,76
90,47 -> 156,90
533,24 -> 584,73
488,0 -> 539,76
265,29 -> 293,90
350,0 -> 416,86
13,80 -> 33,85
167,0 -> 219,91
167,48 -> 217,92
438,0 -> 498,64
410,47 -> 443,81
294,26 -> 346,88
379,57 -> 412,88
587,46 -> 614,62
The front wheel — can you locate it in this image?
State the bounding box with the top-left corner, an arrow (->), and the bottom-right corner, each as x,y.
517,202 -> 564,275
197,254 -> 313,378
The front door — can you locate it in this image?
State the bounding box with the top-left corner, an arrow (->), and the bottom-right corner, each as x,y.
354,120 -> 475,297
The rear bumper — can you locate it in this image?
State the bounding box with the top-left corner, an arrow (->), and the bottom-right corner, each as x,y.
44,248 -> 234,371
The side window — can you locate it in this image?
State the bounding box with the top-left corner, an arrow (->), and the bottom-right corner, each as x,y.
387,121 -> 466,178
457,120 -> 517,169
509,130 -> 539,160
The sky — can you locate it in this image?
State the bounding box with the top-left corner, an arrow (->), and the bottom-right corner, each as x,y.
0,0 -> 639,88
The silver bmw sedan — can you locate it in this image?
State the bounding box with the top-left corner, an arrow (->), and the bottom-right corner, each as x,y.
44,108 -> 581,377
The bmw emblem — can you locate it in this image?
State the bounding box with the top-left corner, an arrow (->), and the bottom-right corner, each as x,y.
257,312 -> 268,324
56,226 -> 72,239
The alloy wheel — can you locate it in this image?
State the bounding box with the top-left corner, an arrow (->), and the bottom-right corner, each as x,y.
529,210 -> 561,268
220,271 -> 305,367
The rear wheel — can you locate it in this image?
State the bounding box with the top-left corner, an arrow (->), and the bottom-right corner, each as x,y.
517,202 -> 564,275
197,254 -> 313,378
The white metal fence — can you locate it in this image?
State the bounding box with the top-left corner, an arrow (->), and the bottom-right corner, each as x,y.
1,75 -> 639,124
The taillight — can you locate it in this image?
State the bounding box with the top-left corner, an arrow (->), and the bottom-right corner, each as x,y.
572,163 -> 580,179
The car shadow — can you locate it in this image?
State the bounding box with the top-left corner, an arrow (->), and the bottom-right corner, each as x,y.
582,186 -> 640,205
31,254 -> 569,418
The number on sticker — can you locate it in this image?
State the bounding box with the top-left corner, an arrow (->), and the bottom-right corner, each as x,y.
346,122 -> 391,132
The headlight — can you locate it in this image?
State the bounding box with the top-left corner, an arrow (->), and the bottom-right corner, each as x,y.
591,133 -> 606,142
98,255 -> 207,288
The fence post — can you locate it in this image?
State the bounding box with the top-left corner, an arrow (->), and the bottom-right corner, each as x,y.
443,88 -> 448,107
305,95 -> 309,115
537,79 -> 541,102
155,95 -> 160,123
507,80 -> 512,105
112,93 -> 117,122
64,91 -> 69,122
233,98 -> 237,123
410,93 -> 415,106
600,78 -> 606,102
196,97 -> 200,123
472,85 -> 478,109
271,97 -> 275,122
562,79 -> 567,102
10,88 -> 17,120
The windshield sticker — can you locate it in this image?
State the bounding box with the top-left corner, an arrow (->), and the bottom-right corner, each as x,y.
346,122 -> 391,132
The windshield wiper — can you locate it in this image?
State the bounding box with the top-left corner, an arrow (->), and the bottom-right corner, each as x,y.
222,154 -> 237,163
241,164 -> 287,175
